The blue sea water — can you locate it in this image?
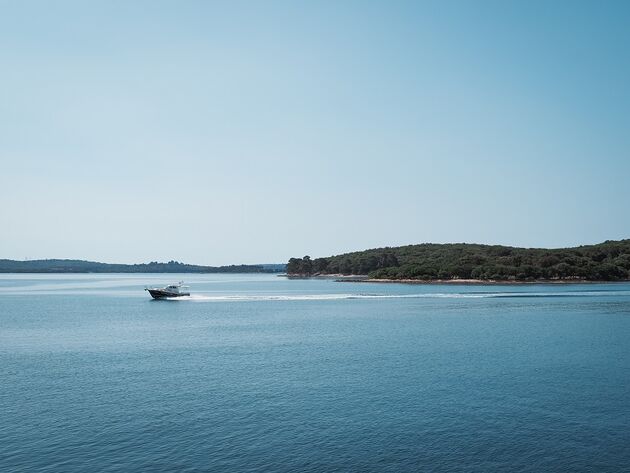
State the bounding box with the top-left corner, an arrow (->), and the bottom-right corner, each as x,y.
1,274 -> 630,472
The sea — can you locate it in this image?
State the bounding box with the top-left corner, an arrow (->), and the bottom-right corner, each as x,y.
1,273 -> 629,472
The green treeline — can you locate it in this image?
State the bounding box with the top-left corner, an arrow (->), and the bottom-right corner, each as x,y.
287,240 -> 630,281
0,259 -> 282,274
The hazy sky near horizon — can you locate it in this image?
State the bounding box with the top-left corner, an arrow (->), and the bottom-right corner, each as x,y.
1,1 -> 629,265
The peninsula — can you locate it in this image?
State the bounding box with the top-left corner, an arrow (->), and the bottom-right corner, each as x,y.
287,240 -> 630,282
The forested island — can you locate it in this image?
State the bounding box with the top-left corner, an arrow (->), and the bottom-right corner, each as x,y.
0,259 -> 285,274
287,240 -> 630,282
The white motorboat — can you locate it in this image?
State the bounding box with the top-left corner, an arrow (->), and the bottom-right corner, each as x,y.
145,281 -> 190,299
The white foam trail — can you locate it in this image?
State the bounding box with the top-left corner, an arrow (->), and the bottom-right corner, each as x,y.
163,290 -> 630,302
168,294 -> 371,302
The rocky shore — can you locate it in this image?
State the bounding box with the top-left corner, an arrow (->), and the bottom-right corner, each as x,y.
341,278 -> 622,285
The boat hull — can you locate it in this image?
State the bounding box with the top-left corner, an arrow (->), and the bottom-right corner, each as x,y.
147,289 -> 190,299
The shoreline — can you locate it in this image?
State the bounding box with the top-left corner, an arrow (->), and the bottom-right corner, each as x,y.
349,278 -> 629,285
284,275 -> 629,285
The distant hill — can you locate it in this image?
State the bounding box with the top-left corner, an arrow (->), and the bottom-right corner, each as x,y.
0,259 -> 286,274
287,240 -> 630,281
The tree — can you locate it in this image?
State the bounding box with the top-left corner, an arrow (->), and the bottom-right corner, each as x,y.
301,256 -> 313,275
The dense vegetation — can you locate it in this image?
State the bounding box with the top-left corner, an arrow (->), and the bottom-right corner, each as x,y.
0,259 -> 284,273
287,240 -> 630,281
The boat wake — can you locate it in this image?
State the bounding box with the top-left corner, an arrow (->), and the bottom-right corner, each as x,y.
165,290 -> 630,302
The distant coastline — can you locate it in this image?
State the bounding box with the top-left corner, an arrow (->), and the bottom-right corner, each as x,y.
0,259 -> 286,274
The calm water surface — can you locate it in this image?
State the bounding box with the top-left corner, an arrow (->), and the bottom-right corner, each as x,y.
1,274 -> 630,472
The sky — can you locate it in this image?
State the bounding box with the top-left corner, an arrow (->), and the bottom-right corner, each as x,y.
1,0 -> 629,265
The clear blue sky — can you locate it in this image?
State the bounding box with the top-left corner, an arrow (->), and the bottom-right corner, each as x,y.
1,1 -> 629,265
